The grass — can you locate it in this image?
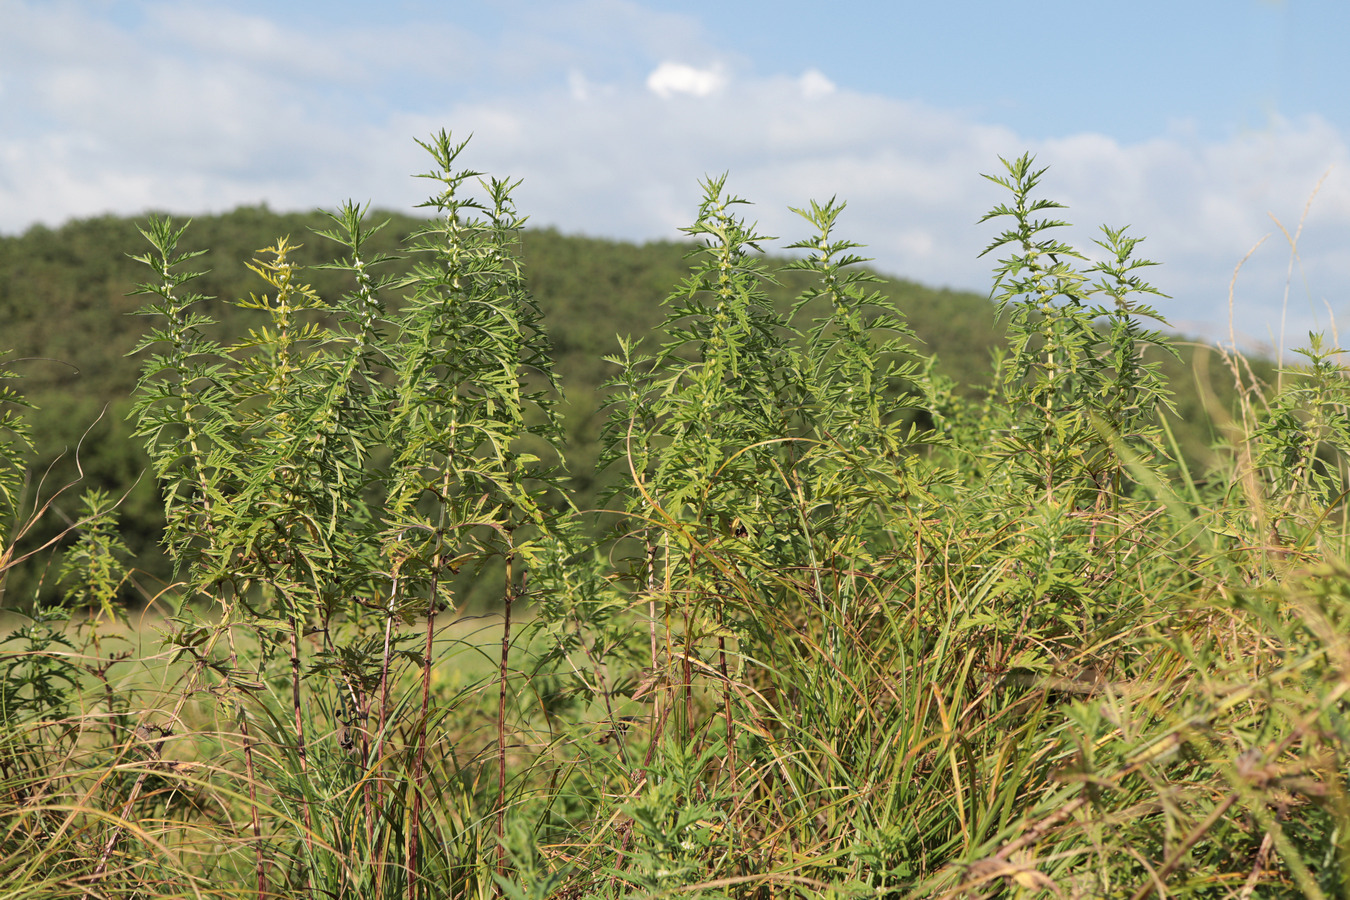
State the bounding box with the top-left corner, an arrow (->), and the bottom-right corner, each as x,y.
5,140 -> 1350,899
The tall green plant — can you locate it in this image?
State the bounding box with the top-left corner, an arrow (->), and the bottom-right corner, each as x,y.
1253,333 -> 1350,533
563,178 -> 945,893
980,153 -> 1175,508
124,131 -> 565,899
380,130 -> 564,889
596,176 -> 791,758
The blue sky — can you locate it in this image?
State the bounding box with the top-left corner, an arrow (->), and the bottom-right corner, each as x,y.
3,0 -> 1347,349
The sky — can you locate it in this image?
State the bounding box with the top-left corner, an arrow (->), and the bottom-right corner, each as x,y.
3,0 -> 1348,351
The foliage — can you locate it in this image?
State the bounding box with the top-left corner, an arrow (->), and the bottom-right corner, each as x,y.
0,188 -> 1256,608
2,134 -> 1349,900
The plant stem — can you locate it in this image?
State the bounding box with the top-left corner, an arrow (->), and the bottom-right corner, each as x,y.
288,616 -> 314,869
228,627 -> 269,900
406,567 -> 438,900
496,546 -> 516,888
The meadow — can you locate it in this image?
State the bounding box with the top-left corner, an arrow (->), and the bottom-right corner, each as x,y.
3,131 -> 1350,899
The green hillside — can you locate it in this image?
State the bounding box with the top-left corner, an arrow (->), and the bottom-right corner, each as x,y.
0,204 -> 1256,607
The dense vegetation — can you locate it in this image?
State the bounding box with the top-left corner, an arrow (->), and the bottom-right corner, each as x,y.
0,182 -> 1253,609
2,132 -> 1346,898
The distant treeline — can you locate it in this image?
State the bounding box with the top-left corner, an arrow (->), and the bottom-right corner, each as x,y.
0,204 -> 1259,607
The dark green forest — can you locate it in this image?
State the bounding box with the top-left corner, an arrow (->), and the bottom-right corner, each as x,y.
0,204 -> 1253,609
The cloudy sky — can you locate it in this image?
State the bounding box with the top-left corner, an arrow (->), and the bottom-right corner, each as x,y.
3,0 -> 1348,350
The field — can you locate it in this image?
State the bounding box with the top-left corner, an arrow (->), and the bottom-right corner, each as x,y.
3,134 -> 1350,899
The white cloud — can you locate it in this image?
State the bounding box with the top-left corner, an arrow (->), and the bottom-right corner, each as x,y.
646,61 -> 727,99
799,69 -> 835,100
409,80 -> 1349,347
568,69 -> 591,102
147,6 -> 345,79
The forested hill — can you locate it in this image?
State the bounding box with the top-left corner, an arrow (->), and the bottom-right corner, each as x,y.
1,205 -> 1251,605
0,203 -> 1009,399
